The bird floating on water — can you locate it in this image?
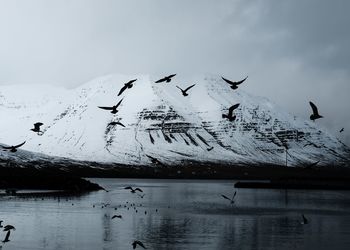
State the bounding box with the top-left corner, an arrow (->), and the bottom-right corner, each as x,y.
132,240 -> 147,249
176,84 -> 196,96
309,101 -> 323,121
155,74 -> 176,83
118,79 -> 137,96
31,122 -> 44,135
301,214 -> 308,225
222,104 -> 240,122
98,98 -> 123,114
2,142 -> 26,152
222,76 -> 247,90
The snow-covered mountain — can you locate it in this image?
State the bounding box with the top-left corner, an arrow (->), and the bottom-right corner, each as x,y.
0,74 -> 348,167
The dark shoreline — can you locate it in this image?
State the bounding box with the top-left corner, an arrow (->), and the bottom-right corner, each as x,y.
1,162 -> 350,191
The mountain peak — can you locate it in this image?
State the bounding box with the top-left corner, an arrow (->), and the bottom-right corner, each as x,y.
0,74 -> 348,167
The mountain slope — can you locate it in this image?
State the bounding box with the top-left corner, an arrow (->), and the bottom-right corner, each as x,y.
0,74 -> 348,167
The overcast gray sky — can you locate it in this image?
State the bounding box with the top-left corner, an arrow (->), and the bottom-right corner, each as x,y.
0,0 -> 349,144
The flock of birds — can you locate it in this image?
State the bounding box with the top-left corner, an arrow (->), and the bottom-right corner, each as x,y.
0,74 -> 342,249
1,73 -> 345,155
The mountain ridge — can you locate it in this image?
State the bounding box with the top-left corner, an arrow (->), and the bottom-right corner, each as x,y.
0,73 -> 348,167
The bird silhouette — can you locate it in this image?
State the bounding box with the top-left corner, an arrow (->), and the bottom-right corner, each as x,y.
0,221 -> 3,228
207,146 -> 214,151
108,121 -> 125,127
222,76 -> 247,90
111,215 -> 122,219
309,101 -> 323,121
31,122 -> 44,135
301,214 -> 308,225
132,240 -> 147,249
138,194 -> 145,198
2,142 -> 26,152
124,186 -> 143,193
340,128 -> 344,133
155,74 -> 176,83
176,84 -> 196,96
2,230 -> 10,243
118,79 -> 137,96
98,98 -> 123,114
221,191 -> 237,204
222,104 -> 240,121
3,225 -> 15,231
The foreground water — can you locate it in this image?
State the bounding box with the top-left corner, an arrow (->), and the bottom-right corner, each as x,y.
1,179 -> 350,250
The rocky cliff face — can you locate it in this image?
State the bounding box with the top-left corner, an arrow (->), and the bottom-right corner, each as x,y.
0,74 -> 348,167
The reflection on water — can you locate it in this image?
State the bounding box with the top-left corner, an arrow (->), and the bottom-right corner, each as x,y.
1,179 -> 350,250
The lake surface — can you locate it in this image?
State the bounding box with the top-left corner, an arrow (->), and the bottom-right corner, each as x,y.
1,179 -> 350,250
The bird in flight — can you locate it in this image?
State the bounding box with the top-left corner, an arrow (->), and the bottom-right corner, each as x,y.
31,122 -> 44,135
124,186 -> 143,193
3,225 -> 15,231
207,146 -> 214,151
2,230 -> 10,243
176,84 -> 196,96
118,79 -> 137,96
221,191 -> 237,205
111,215 -> 122,219
155,74 -> 176,83
222,104 -> 240,121
108,121 -> 125,127
309,101 -> 323,121
2,142 -> 26,152
98,99 -> 123,114
222,76 -> 248,90
0,220 -> 3,228
301,214 -> 308,225
132,240 -> 147,249
340,128 -> 344,133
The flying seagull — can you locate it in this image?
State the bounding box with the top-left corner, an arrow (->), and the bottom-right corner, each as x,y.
176,84 -> 196,96
118,79 -> 137,96
155,74 -> 176,83
111,215 -> 122,219
222,104 -> 240,121
309,101 -> 323,121
2,230 -> 10,243
31,122 -> 44,135
207,146 -> 214,151
2,142 -> 26,152
124,186 -> 143,193
222,76 -> 248,90
221,191 -> 237,204
340,128 -> 344,133
132,240 -> 147,249
3,225 -> 15,231
301,214 -> 308,225
108,121 -> 125,127
98,98 -> 123,114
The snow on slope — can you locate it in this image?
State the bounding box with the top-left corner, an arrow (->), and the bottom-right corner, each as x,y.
0,74 -> 348,166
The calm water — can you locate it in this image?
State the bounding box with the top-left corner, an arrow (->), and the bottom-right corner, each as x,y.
1,179 -> 350,250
